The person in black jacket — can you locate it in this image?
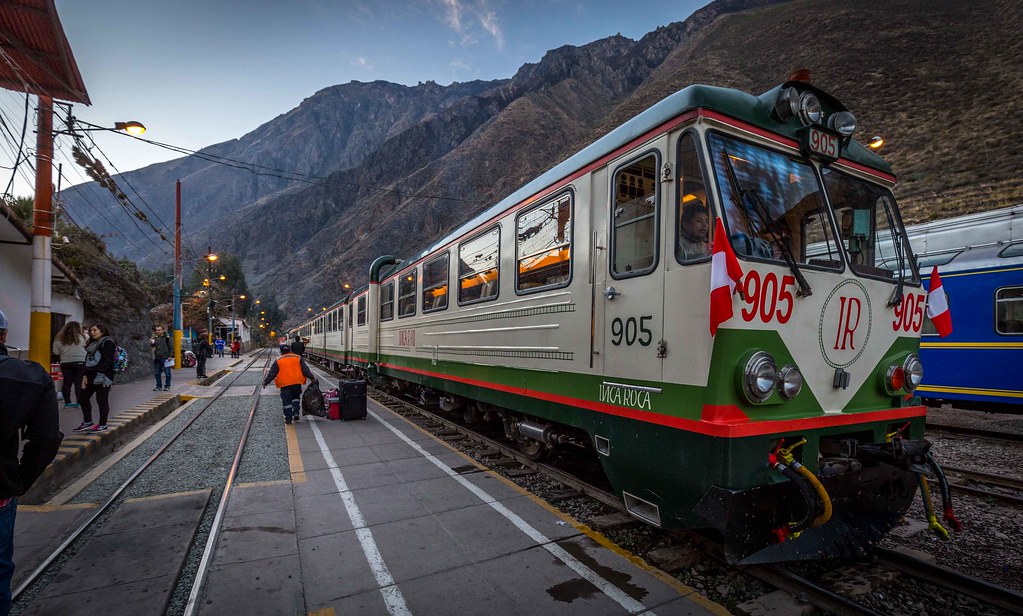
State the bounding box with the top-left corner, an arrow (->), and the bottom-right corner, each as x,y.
195,329 -> 213,379
0,309 -> 62,614
290,334 -> 305,357
75,323 -> 117,433
151,325 -> 173,391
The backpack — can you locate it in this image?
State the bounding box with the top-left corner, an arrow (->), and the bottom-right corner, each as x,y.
112,346 -> 129,374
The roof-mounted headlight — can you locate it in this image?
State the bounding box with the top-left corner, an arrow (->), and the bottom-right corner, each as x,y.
742,351 -> 778,403
828,111 -> 857,136
797,92 -> 822,126
774,87 -> 800,122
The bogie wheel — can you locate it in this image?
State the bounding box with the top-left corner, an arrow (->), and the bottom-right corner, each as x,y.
516,438 -> 548,461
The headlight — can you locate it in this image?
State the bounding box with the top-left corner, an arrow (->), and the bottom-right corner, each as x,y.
797,92 -> 823,125
828,111 -> 857,136
743,352 -> 778,403
777,365 -> 803,400
885,363 -> 906,395
903,354 -> 923,392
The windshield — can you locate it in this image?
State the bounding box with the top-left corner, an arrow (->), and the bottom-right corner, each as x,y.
821,168 -> 919,284
707,132 -> 841,270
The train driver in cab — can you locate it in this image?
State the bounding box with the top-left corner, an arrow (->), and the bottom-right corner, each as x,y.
678,203 -> 711,261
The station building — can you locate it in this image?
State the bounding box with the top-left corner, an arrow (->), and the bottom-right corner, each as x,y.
0,202 -> 83,358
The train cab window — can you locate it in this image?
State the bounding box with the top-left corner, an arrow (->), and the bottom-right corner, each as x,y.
708,132 -> 838,270
348,304 -> 352,328
398,269 -> 417,317
380,282 -> 394,322
516,193 -> 572,291
676,133 -> 710,264
996,286 -> 1023,335
357,296 -> 367,326
458,226 -> 500,304
822,168 -> 919,284
423,253 -> 449,313
612,153 -> 658,277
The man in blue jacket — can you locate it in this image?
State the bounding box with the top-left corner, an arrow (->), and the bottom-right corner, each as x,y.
0,309 -> 62,614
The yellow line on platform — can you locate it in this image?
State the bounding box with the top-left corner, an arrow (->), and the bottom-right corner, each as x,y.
286,423 -> 306,483
308,608 -> 335,616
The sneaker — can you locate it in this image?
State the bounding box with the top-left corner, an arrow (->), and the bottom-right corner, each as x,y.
89,424 -> 108,433
153,387 -> 161,391
73,421 -> 93,433
285,417 -> 292,425
293,415 -> 301,423
163,386 -> 171,391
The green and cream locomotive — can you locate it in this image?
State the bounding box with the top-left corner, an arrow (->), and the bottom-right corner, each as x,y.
298,71 -> 954,563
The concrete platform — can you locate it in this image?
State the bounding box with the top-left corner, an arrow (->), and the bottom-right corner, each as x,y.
200,397 -> 728,615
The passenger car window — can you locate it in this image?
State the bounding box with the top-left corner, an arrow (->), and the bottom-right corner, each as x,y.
357,296 -> 367,326
398,270 -> 417,317
517,193 -> 572,291
611,153 -> 658,277
379,282 -> 394,322
423,254 -> 449,313
458,227 -> 500,304
996,286 -> 1023,335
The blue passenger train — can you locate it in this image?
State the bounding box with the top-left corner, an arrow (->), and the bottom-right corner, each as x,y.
911,205 -> 1023,410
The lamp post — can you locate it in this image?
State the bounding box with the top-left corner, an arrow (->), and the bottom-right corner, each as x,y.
205,248 -> 217,343
231,292 -> 246,344
28,110 -> 146,366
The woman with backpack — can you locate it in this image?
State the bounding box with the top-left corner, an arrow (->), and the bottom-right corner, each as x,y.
52,321 -> 88,409
75,323 -> 117,433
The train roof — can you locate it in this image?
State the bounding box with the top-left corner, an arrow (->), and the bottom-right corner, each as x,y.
904,204 -> 1023,273
412,80 -> 891,262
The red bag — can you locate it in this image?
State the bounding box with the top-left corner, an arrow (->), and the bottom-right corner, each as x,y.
323,387 -> 341,421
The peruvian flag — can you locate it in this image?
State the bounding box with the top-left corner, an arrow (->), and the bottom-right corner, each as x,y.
710,218 -> 744,336
926,266 -> 953,337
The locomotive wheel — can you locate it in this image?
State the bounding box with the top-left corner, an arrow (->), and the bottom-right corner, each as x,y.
516,438 -> 547,461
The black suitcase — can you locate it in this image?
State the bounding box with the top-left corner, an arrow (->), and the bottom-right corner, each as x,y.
338,379 -> 368,420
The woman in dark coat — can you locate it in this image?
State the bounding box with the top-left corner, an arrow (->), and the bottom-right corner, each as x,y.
195,330 -> 213,379
75,323 -> 116,433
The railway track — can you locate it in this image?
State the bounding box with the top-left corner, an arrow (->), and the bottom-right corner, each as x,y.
345,372 -> 1023,616
926,422 -> 1023,446
12,350 -> 272,614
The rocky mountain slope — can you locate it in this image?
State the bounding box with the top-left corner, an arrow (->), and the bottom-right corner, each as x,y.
61,0 -> 1022,322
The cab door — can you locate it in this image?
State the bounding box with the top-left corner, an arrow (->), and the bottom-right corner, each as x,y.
599,148 -> 665,391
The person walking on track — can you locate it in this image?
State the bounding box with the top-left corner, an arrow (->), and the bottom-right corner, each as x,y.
0,309 -> 63,614
290,334 -> 305,357
51,320 -> 87,409
151,325 -> 173,391
262,345 -> 315,424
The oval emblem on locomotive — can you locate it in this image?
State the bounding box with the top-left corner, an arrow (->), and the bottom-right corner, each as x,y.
818,280 -> 872,368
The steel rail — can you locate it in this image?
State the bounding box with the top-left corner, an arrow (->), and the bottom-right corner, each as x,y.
873,547 -> 1023,615
926,423 -> 1023,445
182,351 -> 273,615
11,350 -> 271,603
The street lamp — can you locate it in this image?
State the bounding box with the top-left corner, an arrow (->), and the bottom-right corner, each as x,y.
27,110 -> 147,366
205,248 -> 217,343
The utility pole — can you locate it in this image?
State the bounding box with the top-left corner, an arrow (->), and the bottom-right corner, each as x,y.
28,95 -> 53,367
173,180 -> 182,367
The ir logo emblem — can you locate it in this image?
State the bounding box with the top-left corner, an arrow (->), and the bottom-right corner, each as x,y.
818,280 -> 872,369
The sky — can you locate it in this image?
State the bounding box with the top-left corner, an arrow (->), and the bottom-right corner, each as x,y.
1,0 -> 709,198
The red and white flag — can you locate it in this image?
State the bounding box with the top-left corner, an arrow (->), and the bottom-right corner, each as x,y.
710,218 -> 744,336
926,265 -> 952,337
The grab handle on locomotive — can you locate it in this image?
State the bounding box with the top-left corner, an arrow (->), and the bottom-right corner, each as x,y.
602,286 -> 621,300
